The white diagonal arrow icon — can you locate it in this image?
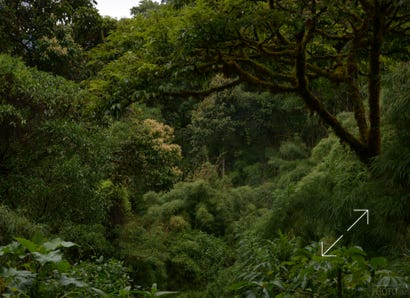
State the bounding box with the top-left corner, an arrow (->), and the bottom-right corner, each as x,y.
320,209 -> 369,257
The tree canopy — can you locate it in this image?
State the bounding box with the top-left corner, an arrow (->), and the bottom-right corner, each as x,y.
0,0 -> 115,78
89,0 -> 409,163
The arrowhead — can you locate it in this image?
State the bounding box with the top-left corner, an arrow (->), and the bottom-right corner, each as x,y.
356,209 -> 369,224
321,242 -> 336,257
321,235 -> 344,257
347,209 -> 369,231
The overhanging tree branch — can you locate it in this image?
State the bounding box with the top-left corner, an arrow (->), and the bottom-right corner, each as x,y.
163,78 -> 243,98
296,24 -> 368,162
226,60 -> 296,93
235,57 -> 296,84
306,63 -> 346,82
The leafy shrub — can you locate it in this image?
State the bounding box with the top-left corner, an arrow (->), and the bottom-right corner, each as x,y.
0,235 -> 134,297
0,235 -> 85,297
118,220 -> 169,288
226,233 -> 409,298
266,134 -> 372,244
165,231 -> 232,291
118,215 -> 232,293
69,257 -> 132,296
59,223 -> 113,259
0,56 -> 112,229
95,179 -> 132,226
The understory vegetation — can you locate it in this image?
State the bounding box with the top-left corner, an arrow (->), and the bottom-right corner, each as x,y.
1,0 -> 409,297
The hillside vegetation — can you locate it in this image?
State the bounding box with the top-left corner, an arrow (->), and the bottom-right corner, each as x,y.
0,0 -> 409,297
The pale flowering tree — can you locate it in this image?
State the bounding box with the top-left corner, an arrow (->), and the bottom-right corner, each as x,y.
110,117 -> 182,210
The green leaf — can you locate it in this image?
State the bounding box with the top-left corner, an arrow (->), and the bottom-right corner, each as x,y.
154,291 -> 179,297
55,259 -> 72,272
271,279 -> 284,290
32,232 -> 45,245
0,268 -> 36,290
32,250 -> 62,265
228,281 -> 257,291
60,274 -> 87,287
370,257 -> 387,269
0,241 -> 24,256
43,238 -> 76,251
14,237 -> 39,253
346,246 -> 366,257
133,290 -> 151,297
91,287 -> 107,296
118,286 -> 131,296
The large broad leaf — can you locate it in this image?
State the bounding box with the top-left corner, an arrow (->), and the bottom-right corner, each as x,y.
60,274 -> 87,287
0,241 -> 25,256
0,268 -> 37,290
43,238 -> 76,251
32,250 -> 62,265
14,238 -> 39,253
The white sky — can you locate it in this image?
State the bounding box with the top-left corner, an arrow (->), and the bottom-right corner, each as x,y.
96,0 -> 140,19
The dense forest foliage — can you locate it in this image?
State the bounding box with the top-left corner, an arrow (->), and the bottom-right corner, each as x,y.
0,0 -> 409,297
